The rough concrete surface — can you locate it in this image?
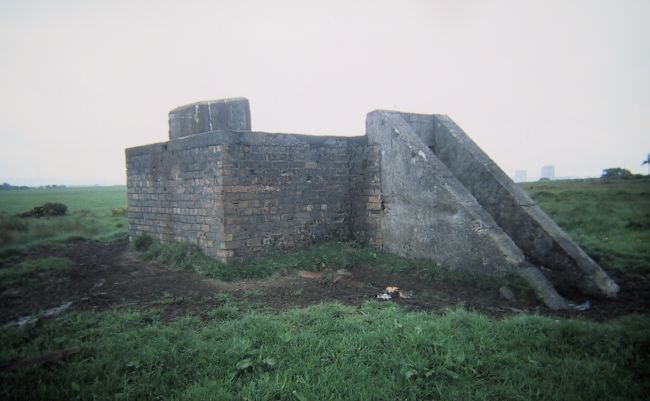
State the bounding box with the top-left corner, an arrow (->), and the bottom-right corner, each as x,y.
168,97 -> 251,140
366,110 -> 568,309
431,115 -> 619,298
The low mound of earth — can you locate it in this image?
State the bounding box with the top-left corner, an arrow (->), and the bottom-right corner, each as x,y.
1,239 -> 648,325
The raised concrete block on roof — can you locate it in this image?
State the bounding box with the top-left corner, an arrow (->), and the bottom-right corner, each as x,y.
168,97 -> 251,140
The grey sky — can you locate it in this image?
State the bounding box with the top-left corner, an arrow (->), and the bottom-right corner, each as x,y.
1,0 -> 648,185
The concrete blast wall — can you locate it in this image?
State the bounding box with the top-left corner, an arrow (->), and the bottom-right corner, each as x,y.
366,110 -> 618,308
431,116 -> 619,298
127,97 -> 618,310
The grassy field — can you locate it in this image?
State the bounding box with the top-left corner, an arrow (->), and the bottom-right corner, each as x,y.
521,178 -> 650,273
2,303 -> 648,401
0,186 -> 127,255
0,180 -> 649,400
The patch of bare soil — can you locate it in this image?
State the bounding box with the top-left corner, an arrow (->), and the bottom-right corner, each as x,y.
1,240 -> 648,325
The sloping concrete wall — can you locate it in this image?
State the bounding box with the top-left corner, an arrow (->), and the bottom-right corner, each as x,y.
366,110 -> 568,309
431,115 -> 618,298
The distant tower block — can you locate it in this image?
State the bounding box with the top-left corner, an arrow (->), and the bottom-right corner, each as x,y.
514,170 -> 527,183
168,97 -> 251,140
541,165 -> 555,180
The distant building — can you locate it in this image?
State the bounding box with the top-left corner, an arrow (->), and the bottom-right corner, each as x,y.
541,165 -> 555,180
514,170 -> 527,182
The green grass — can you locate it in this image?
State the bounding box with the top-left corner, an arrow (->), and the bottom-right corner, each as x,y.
0,186 -> 127,255
521,178 -> 650,273
137,239 -> 382,281
138,238 -> 517,290
0,186 -> 127,215
0,256 -> 74,291
1,303 -> 648,401
1,181 -> 649,400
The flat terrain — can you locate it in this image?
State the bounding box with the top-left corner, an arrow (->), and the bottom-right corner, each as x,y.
1,238 -> 649,326
0,179 -> 649,400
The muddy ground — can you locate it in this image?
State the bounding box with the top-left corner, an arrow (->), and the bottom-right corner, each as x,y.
1,239 -> 649,325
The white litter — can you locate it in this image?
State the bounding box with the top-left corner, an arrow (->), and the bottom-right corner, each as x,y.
376,293 -> 392,301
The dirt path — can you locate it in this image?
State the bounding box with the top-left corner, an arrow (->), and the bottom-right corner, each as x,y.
1,240 -> 648,325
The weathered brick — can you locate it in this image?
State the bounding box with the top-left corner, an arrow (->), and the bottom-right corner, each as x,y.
126,118 -> 381,265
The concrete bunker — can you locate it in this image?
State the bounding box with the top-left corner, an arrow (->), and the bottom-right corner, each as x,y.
126,97 -> 619,309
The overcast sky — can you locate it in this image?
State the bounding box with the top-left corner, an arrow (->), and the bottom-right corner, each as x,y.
1,0 -> 648,185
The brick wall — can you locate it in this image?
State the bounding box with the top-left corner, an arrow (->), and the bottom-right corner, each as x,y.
349,143 -> 382,247
126,131 -> 382,263
126,141 -> 224,257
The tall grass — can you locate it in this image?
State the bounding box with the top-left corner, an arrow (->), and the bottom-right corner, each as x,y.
0,303 -> 648,400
